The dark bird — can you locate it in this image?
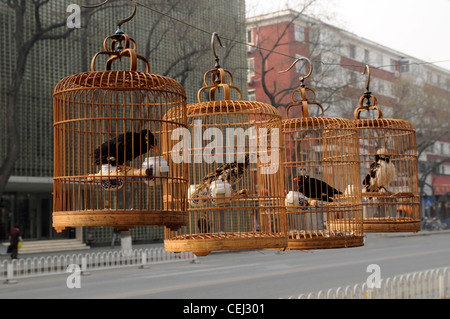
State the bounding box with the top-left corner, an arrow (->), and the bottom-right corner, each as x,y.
191,154 -> 251,198
363,148 -> 396,195
197,215 -> 211,233
94,130 -> 157,166
294,175 -> 342,204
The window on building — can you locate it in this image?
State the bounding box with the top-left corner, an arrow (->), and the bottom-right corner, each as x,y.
349,44 -> 356,59
247,29 -> 253,44
390,59 -> 396,72
350,71 -> 357,84
295,25 -> 305,42
400,60 -> 410,72
379,81 -> 384,94
364,49 -> 370,64
390,83 -> 395,96
377,54 -> 383,67
247,58 -> 255,82
312,53 -> 322,74
248,90 -> 256,101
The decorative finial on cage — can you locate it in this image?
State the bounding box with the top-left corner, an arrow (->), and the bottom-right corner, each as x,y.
360,65 -> 374,107
280,58 -> 364,250
352,66 -> 420,233
197,33 -> 241,102
354,65 -> 382,120
280,57 -> 323,118
83,0 -> 144,72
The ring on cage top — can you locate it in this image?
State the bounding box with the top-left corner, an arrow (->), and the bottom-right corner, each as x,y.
280,57 -> 364,250
53,30 -> 188,233
163,33 -> 287,257
354,66 -> 420,233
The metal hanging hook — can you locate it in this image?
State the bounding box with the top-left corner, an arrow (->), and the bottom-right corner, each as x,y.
279,57 -> 313,85
362,65 -> 371,93
83,0 -> 137,28
211,32 -> 224,65
211,32 -> 225,84
360,65 -> 375,108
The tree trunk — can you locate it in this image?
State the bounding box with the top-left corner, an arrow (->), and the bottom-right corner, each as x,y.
0,1 -> 73,200
0,2 -> 26,198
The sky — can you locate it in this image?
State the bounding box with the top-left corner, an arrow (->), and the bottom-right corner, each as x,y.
246,0 -> 450,71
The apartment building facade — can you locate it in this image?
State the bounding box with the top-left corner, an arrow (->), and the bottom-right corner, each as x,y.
247,10 -> 450,220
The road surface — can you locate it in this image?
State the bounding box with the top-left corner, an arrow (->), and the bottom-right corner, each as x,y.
1,232 -> 449,300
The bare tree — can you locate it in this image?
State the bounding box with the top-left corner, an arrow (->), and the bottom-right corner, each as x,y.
247,1 -> 353,118
391,76 -> 450,214
0,0 -> 74,199
140,0 -> 245,96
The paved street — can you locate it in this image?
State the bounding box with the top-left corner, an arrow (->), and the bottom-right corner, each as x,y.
1,232 -> 449,300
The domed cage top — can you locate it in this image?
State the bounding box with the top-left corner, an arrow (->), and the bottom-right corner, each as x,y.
281,59 -> 364,250
164,66 -> 287,257
354,82 -> 420,233
53,31 -> 188,232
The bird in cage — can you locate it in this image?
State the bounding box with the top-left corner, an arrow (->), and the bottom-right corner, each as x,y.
197,215 -> 211,233
363,148 -> 396,195
191,153 -> 251,198
93,130 -> 157,167
294,175 -> 342,205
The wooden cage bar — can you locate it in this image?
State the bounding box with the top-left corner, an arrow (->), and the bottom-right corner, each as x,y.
280,61 -> 364,250
354,93 -> 420,233
164,67 -> 287,256
283,113 -> 364,249
53,31 -> 188,232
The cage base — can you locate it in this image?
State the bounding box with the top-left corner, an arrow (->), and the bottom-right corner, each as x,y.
52,209 -> 188,233
164,232 -> 288,257
362,218 -> 421,233
287,230 -> 364,250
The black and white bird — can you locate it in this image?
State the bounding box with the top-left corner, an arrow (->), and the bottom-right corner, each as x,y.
93,130 -> 157,167
191,154 -> 251,198
363,148 -> 396,194
294,175 -> 342,205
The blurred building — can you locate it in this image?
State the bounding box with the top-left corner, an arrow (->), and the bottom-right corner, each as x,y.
247,9 -> 450,220
0,0 -> 247,245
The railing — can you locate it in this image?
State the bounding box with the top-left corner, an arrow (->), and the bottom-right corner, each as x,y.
288,267 -> 449,299
1,248 -> 196,282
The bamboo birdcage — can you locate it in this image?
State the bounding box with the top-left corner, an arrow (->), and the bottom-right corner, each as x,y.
53,29 -> 188,232
281,58 -> 364,250
355,67 -> 420,233
164,34 -> 287,256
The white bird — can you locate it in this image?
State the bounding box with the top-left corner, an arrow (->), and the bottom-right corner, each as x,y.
363,148 -> 396,195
